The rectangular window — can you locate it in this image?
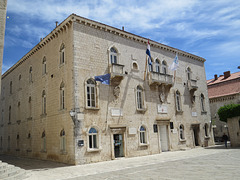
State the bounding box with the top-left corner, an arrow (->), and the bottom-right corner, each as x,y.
153,124 -> 158,133
140,132 -> 146,143
170,122 -> 174,129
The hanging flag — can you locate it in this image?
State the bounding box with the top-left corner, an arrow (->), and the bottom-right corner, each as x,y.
169,53 -> 179,71
146,40 -> 152,65
95,73 -> 110,85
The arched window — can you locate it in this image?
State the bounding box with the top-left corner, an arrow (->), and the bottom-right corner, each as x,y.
29,66 -> 33,82
140,126 -> 147,144
162,61 -> 167,74
60,43 -> 65,64
201,94 -> 205,112
60,82 -> 65,110
60,129 -> 66,152
179,124 -> 185,140
10,81 -> 12,94
17,101 -> 21,121
204,123 -> 209,137
42,56 -> 47,75
155,59 -> 160,73
86,79 -> 97,108
110,47 -> 118,64
187,67 -> 191,80
176,90 -> 182,111
42,90 -> 46,115
136,85 -> 144,110
41,131 -> 46,152
88,127 -> 98,149
18,74 -> 21,81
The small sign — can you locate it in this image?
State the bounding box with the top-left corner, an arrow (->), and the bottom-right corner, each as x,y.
111,108 -> 123,117
171,129 -> 177,134
192,112 -> 197,117
78,140 -> 84,147
129,127 -> 137,135
158,104 -> 168,114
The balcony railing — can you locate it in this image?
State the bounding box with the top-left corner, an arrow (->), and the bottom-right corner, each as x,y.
149,72 -> 173,86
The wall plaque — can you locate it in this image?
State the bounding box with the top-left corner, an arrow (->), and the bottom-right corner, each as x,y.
158,104 -> 168,114
129,128 -> 137,135
111,108 -> 123,117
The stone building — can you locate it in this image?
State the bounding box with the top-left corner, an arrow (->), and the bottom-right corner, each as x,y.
0,14 -> 214,165
0,0 -> 8,95
207,71 -> 240,141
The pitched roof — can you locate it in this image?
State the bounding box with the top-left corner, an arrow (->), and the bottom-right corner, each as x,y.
207,71 -> 240,99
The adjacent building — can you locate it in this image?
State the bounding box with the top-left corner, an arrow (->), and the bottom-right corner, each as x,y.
207,71 -> 240,141
0,14 -> 214,164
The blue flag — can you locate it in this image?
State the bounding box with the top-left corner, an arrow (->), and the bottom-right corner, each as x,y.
95,73 -> 110,85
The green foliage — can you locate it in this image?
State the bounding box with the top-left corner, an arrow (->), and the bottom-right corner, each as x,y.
217,104 -> 240,122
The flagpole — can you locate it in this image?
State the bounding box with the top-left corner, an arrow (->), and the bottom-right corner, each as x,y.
144,55 -> 148,81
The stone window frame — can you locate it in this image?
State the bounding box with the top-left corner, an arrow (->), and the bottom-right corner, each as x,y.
204,123 -> 210,138
155,59 -> 160,73
27,132 -> 32,152
42,90 -> 47,115
108,46 -> 120,64
87,126 -> 101,152
42,56 -> 47,75
139,125 -> 149,146
85,78 -> 99,110
136,85 -> 146,111
186,66 -> 192,81
60,129 -> 67,153
60,82 -> 65,110
16,133 -> 20,151
41,130 -> 47,152
60,43 -> 65,65
9,81 -> 13,94
161,60 -> 168,74
175,90 -> 182,113
132,61 -> 139,71
179,124 -> 186,141
8,106 -> 11,124
7,136 -> 10,151
200,93 -> 206,113
29,66 -> 33,83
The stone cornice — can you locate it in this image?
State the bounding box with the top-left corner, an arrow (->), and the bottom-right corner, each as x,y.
2,13 -> 205,79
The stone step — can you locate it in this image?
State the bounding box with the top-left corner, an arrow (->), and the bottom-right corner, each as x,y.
0,162 -> 27,180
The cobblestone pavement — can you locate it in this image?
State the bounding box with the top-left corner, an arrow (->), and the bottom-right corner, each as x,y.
1,145 -> 239,180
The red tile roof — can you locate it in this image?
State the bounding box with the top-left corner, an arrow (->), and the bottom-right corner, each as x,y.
207,71 -> 240,99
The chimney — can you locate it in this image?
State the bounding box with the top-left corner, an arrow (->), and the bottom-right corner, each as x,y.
122,26 -> 124,31
55,21 -> 58,27
214,74 -> 218,80
223,71 -> 231,79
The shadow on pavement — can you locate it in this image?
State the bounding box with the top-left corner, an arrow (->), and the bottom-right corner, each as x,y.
204,142 -> 240,150
0,154 -> 72,170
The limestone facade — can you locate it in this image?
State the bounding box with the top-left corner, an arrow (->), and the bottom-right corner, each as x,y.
0,14 -> 214,165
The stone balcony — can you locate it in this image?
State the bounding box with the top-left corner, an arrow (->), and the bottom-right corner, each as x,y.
188,79 -> 198,92
109,63 -> 125,84
149,71 -> 173,86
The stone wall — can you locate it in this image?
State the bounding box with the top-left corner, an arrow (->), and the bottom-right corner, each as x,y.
227,116 -> 240,147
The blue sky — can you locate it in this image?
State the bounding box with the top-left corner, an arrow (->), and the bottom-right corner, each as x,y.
2,0 -> 240,80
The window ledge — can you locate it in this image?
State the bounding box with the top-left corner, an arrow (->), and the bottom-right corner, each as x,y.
179,139 -> 186,142
176,110 -> 183,114
87,148 -> 101,152
137,108 -> 147,112
139,143 -> 149,147
85,107 -> 100,110
59,63 -> 65,68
